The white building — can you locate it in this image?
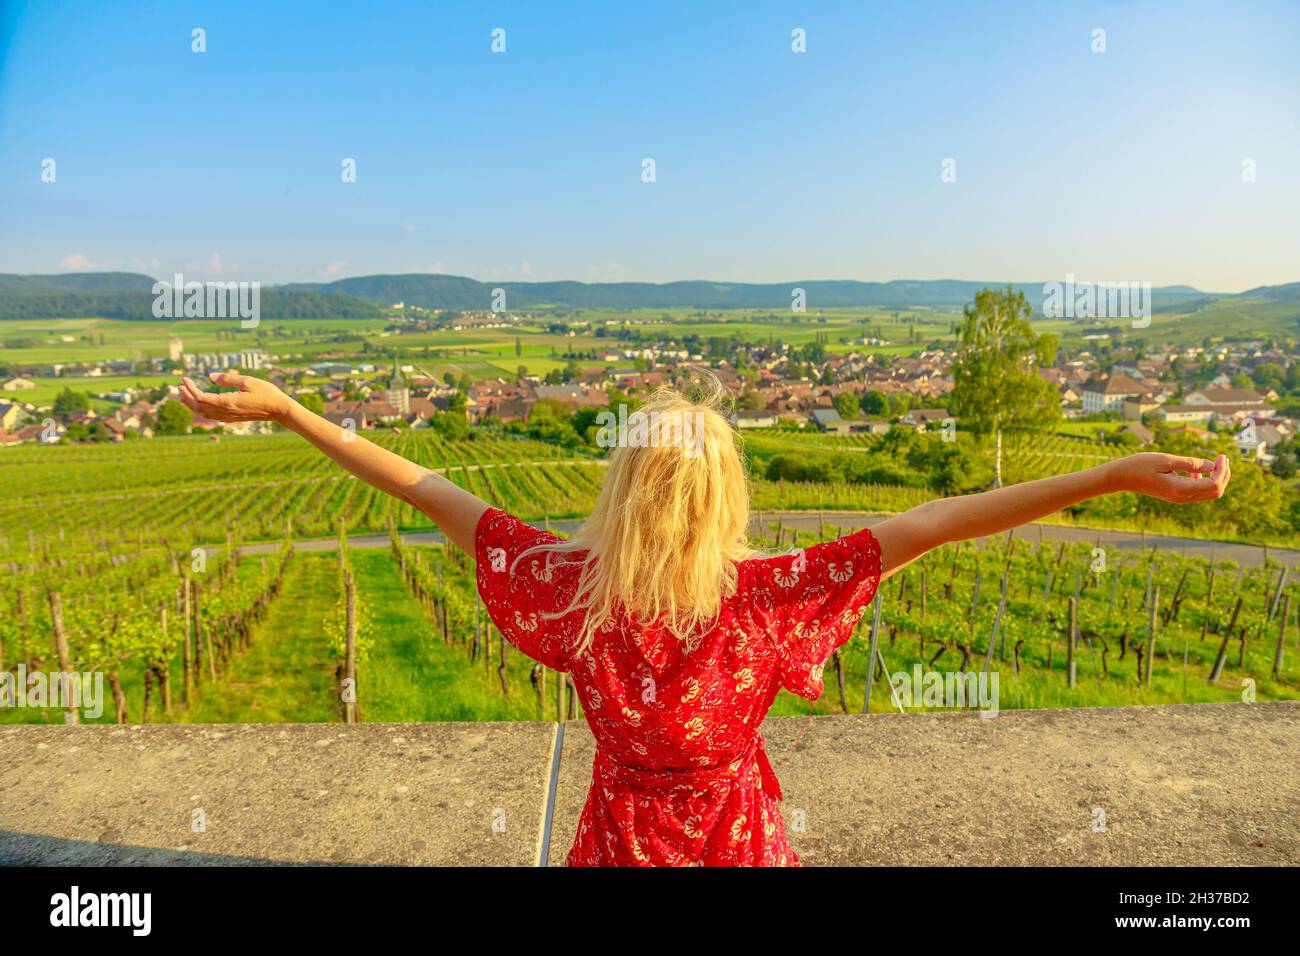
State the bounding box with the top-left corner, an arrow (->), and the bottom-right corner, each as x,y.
1081,373 -> 1146,414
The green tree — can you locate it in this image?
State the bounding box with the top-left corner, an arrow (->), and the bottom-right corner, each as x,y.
53,387 -> 90,416
833,391 -> 860,421
155,399 -> 193,435
430,410 -> 469,440
1252,362 -> 1284,392
298,392 -> 324,415
860,390 -> 887,416
948,287 -> 1061,487
1271,439 -> 1297,479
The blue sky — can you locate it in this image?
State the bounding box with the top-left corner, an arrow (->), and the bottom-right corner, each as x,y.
0,0 -> 1297,290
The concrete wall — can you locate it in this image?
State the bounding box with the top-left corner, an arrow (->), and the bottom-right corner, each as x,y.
2,702 -> 1296,866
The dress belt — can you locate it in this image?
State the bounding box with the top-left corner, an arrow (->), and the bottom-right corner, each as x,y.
593,732 -> 783,801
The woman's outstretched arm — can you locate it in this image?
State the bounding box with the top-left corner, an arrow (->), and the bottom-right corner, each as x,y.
871,452 -> 1232,580
178,371 -> 488,552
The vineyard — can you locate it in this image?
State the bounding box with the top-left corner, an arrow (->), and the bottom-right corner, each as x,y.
2,427 -> 1297,726
0,431 -> 607,546
0,426 -> 1252,556
763,517 -> 1298,714
0,522 -> 591,726
743,427 -> 1126,475
3,511 -> 1296,727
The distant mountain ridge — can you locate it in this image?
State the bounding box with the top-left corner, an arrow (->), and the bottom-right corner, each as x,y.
1,271 -> 1293,319
0,273 -> 383,321
279,274 -> 1216,311
0,272 -> 158,295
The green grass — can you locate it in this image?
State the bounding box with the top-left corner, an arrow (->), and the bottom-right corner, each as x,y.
177,553 -> 339,722
352,548 -> 546,721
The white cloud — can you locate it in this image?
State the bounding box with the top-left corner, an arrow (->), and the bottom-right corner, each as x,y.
58,253 -> 94,270
321,261 -> 347,277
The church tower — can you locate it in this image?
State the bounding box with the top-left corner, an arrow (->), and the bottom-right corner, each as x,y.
386,359 -> 410,415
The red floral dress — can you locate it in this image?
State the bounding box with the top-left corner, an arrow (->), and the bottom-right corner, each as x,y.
475,507 -> 881,866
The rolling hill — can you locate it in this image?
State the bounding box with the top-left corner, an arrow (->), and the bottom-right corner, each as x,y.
3,271 -> 1294,321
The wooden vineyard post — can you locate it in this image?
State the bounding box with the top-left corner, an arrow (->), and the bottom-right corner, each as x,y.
205,608 -> 217,682
473,591 -> 482,664
1145,585 -> 1159,688
862,594 -> 884,713
1067,596 -> 1077,690
17,587 -> 29,671
343,570 -> 358,724
995,569 -> 1009,660
833,649 -> 848,713
1268,568 -> 1289,622
47,590 -> 79,725
1273,593 -> 1290,680
982,573 -> 1007,675
183,578 -> 193,703
158,601 -> 171,714
193,577 -> 204,685
434,562 -> 448,644
1209,596 -> 1244,683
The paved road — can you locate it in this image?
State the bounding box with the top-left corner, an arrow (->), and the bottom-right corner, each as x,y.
237,510 -> 1300,569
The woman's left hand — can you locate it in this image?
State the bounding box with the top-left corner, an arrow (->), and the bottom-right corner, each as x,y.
178,371 -> 294,423
1107,452 -> 1231,504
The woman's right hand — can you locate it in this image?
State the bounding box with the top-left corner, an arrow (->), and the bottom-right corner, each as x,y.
1107,452 -> 1231,503
178,371 -> 295,424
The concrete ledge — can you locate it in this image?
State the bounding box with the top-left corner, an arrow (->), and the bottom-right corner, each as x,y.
2,703 -> 1296,866
0,723 -> 557,866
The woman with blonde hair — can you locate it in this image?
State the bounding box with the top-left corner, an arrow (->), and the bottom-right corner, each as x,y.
180,370 -> 1230,866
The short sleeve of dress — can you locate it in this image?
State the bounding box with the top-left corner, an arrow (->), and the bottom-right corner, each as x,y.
739,527 -> 882,700
474,507 -> 574,673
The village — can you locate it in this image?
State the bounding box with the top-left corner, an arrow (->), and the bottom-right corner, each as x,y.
0,326 -> 1294,470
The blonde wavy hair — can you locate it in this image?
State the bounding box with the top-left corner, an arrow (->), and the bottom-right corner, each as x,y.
519,372 -> 755,655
